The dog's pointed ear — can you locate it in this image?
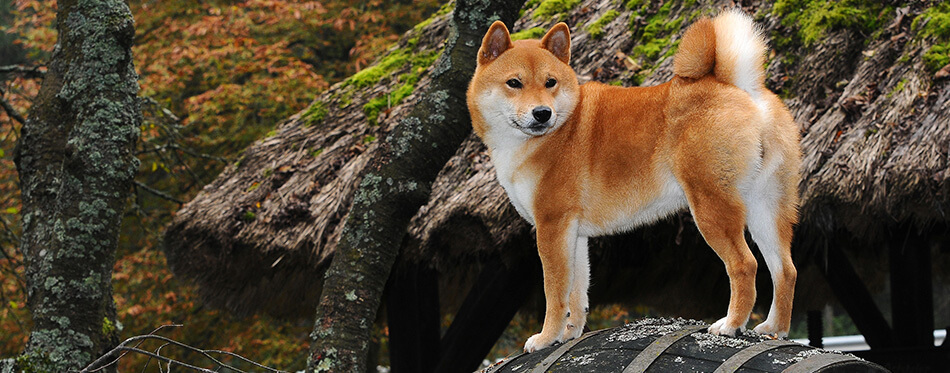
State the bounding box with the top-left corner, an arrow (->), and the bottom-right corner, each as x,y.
541,23 -> 571,64
479,21 -> 512,65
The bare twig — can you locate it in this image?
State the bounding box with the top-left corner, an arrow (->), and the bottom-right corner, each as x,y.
133,180 -> 185,204
82,325 -> 286,373
172,143 -> 230,163
87,324 -> 183,373
0,65 -> 45,79
0,94 -> 26,125
92,346 -> 217,373
141,96 -> 181,123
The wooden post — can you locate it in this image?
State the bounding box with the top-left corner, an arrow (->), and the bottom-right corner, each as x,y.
889,227 -> 934,348
387,264 -> 442,373
807,310 -> 823,348
435,252 -> 541,373
818,238 -> 894,348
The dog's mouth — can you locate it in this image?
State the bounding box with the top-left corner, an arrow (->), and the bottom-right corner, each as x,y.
513,120 -> 553,136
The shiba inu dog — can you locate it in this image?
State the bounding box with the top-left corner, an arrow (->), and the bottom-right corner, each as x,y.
466,9 -> 801,352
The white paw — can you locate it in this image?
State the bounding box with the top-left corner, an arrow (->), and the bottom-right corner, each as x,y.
753,321 -> 788,338
562,322 -> 583,341
708,317 -> 744,337
524,332 -> 557,353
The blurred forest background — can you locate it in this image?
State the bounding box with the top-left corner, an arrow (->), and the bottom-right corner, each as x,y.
0,0 -> 447,370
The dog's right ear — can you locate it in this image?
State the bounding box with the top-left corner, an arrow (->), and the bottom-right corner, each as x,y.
479,21 -> 512,65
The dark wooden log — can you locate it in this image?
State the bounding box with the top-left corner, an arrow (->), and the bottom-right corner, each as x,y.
387,264 -> 442,373
889,227 -> 934,348
482,318 -> 888,373
818,239 -> 894,349
807,310 -> 823,349
436,251 -> 541,373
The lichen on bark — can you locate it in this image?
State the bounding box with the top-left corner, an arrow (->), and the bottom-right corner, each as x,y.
12,0 -> 140,371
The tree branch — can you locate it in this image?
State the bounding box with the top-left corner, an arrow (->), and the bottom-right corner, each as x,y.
0,65 -> 45,79
81,325 -> 285,373
0,94 -> 26,125
133,180 -> 185,204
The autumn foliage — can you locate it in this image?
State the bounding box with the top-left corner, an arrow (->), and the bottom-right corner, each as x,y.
1,0 -> 439,369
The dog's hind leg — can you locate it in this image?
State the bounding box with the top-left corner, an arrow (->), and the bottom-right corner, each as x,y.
685,184 -> 757,336
745,176 -> 797,337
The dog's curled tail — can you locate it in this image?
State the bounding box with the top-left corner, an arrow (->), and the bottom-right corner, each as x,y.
673,9 -> 766,99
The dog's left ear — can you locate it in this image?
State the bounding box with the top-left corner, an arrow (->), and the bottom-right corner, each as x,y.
541,23 -> 571,64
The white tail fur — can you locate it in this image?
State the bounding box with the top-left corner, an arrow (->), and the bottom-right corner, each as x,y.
674,9 -> 767,100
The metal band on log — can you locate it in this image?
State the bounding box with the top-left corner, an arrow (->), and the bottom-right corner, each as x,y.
622,324 -> 708,373
782,353 -> 863,373
713,339 -> 800,373
479,318 -> 889,373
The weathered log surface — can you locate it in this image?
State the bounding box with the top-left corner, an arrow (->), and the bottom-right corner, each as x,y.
480,318 -> 888,373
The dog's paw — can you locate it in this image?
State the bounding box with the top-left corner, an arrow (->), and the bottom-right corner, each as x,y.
753,321 -> 788,338
561,322 -> 583,342
524,332 -> 558,353
708,317 -> 744,337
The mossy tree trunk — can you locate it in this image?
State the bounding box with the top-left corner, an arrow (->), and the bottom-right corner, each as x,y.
12,0 -> 139,371
306,0 -> 524,371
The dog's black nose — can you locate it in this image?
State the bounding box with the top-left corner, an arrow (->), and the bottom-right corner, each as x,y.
532,106 -> 552,123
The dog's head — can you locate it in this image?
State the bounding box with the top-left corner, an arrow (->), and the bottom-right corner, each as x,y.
468,21 -> 580,139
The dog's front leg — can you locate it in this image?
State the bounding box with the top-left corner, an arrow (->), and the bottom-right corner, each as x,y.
524,218 -> 577,353
564,235 -> 589,340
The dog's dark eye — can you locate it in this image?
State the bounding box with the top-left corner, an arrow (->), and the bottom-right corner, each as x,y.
545,78 -> 557,88
506,79 -> 523,89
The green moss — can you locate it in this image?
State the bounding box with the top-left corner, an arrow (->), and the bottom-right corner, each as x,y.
362,50 -> 440,125
913,3 -> 950,71
524,0 -> 543,10
533,0 -> 580,20
362,135 -> 377,144
262,167 -> 273,178
624,0 -> 643,9
242,210 -> 256,221
264,129 -> 277,138
246,183 -> 260,192
631,73 -> 645,86
913,3 -> 950,38
511,27 -> 547,41
628,1 -> 682,61
15,353 -> 52,373
303,101 -> 328,127
887,78 -> 908,99
344,50 -> 411,89
101,317 -> 115,336
586,10 -> 621,39
632,39 -> 667,59
773,0 -> 884,46
662,39 -> 682,59
310,148 -> 324,157
924,44 -> 950,71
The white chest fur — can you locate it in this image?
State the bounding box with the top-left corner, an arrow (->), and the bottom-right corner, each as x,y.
487,134 -> 538,225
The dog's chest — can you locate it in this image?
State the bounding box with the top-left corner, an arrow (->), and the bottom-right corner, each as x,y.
490,147 -> 537,225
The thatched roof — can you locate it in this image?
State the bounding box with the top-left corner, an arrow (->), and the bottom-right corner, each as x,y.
164,0 -> 950,318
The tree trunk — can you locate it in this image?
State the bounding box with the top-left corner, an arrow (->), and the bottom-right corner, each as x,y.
306,1 -> 524,372
12,0 -> 139,371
